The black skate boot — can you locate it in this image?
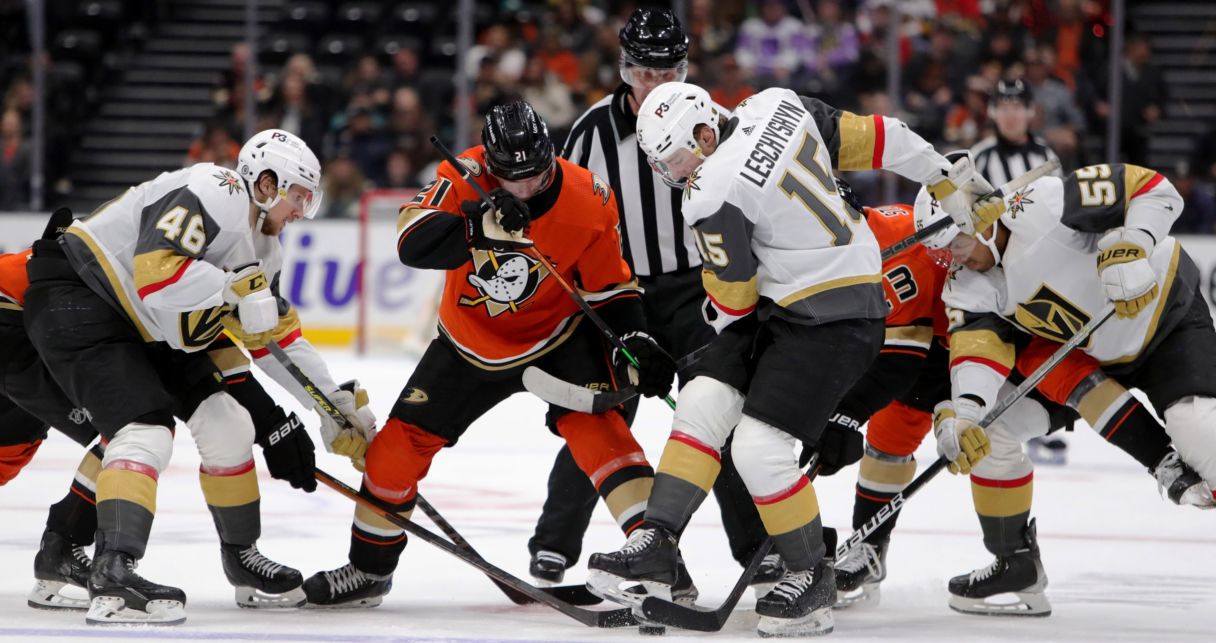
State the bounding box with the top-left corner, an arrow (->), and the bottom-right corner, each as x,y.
751,552 -> 786,599
755,557 -> 836,637
586,525 -> 679,609
948,519 -> 1050,617
28,528 -> 91,611
1153,451 -> 1215,509
220,542 -> 305,608
528,550 -> 568,586
303,563 -> 392,608
834,540 -> 886,608
623,554 -> 700,606
86,550 -> 186,625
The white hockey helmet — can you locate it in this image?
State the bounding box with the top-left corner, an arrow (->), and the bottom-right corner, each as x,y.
913,185 -> 962,267
636,81 -> 722,188
238,129 -> 324,218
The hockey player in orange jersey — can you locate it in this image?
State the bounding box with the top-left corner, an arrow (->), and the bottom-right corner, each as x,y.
302,101 -> 675,607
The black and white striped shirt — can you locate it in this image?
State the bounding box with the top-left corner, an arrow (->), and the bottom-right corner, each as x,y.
970,133 -> 1062,188
562,84 -> 701,277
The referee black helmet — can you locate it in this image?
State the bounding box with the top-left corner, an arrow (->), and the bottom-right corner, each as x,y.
619,7 -> 689,69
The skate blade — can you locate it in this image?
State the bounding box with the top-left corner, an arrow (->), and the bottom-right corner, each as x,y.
86,596 -> 186,625
586,569 -> 670,609
758,606 -> 834,637
834,582 -> 881,609
530,577 -> 559,588
948,590 -> 1052,617
303,595 -> 383,609
235,585 -> 306,609
28,580 -> 89,611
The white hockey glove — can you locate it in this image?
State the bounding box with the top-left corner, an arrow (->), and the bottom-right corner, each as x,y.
927,151 -> 999,236
1097,228 -> 1158,319
934,398 -> 992,475
318,380 -> 377,470
222,263 -> 278,335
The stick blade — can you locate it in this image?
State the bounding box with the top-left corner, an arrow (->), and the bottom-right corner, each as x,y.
523,366 -> 637,412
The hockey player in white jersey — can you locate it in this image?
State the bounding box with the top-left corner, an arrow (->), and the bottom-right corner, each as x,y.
21,129 -> 375,624
932,163 -> 1216,610
586,82 -> 989,636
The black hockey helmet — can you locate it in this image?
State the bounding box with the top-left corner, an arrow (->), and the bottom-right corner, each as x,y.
619,7 -> 689,69
481,100 -> 554,181
991,79 -> 1033,106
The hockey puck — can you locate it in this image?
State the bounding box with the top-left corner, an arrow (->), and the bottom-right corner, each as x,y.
639,624 -> 666,636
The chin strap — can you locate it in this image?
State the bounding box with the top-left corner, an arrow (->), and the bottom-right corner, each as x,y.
976,218 -> 1003,266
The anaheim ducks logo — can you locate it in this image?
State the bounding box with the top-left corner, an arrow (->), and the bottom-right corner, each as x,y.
1014,284 -> 1092,347
457,156 -> 483,177
459,249 -> 550,317
591,173 -> 610,206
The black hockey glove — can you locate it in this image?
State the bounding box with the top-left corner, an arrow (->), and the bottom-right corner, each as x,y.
614,331 -> 677,399
459,188 -> 533,251
799,411 -> 864,476
255,412 -> 317,492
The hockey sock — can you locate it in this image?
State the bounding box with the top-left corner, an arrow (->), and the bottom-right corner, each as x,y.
645,429 -> 723,532
349,481 -> 412,578
852,445 -> 917,544
1069,374 -> 1171,469
46,444 -> 103,545
557,412 -> 653,535
200,459 -> 261,546
96,462 -> 159,558
971,472 -> 1033,556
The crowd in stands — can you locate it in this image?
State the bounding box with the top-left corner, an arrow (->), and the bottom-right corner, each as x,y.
2,0 -> 1216,232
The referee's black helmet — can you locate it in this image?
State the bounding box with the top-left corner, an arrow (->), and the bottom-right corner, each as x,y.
619,7 -> 689,68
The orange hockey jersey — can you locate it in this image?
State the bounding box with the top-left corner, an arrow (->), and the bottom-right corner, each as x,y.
396,147 -> 642,369
0,250 -> 32,311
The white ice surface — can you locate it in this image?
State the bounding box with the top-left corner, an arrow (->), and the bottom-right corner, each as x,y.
1,350 -> 1213,642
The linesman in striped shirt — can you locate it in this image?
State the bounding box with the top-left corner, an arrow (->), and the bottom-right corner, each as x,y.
525,7 -> 770,596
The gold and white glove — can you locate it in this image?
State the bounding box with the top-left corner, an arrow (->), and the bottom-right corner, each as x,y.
927,151 -> 998,236
934,399 -> 992,475
318,380 -> 377,469
1097,228 -> 1158,319
222,263 -> 278,335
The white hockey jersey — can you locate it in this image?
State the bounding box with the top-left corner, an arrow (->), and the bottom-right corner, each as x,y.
61,163 -> 337,407
683,87 -> 953,330
943,163 -> 1196,409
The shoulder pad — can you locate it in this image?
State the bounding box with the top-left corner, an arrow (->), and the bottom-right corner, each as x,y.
187,164 -> 251,230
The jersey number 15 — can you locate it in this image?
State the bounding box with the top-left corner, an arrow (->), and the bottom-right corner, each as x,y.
778,132 -> 861,246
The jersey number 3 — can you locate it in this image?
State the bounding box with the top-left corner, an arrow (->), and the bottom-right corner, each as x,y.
778,132 -> 861,246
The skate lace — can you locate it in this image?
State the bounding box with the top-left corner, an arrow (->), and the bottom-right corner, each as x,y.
325,565 -> 368,594
969,558 -> 1001,584
619,528 -> 655,556
836,543 -> 881,577
71,546 -> 91,568
770,569 -> 815,602
239,546 -> 284,578
759,553 -> 782,571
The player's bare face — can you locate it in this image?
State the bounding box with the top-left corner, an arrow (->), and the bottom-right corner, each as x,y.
262,185 -> 311,234
496,163 -> 554,200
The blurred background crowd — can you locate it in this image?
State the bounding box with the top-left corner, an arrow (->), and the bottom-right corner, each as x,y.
2,0 -> 1215,230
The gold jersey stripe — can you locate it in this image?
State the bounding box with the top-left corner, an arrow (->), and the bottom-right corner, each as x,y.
132,248 -> 190,294
971,479 -> 1033,518
96,468 -> 157,514
1077,378 -> 1128,426
77,451 -> 103,485
1103,243 -> 1181,366
66,227 -> 154,341
656,440 -> 723,493
859,456 -> 917,487
950,329 -> 1016,370
441,314 -> 582,372
755,483 -> 820,535
885,325 -> 934,346
836,111 -> 880,171
199,469 -> 260,508
354,503 -> 411,533
701,271 -> 759,312
207,344 -> 250,374
604,477 -> 654,521
1123,164 -> 1160,209
777,273 -> 881,308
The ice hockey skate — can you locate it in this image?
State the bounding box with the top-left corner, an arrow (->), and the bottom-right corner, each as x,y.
751,552 -> 786,599
27,529 -> 91,611
948,520 -> 1050,616
586,526 -> 679,609
85,550 -> 186,625
303,563 -> 392,608
834,540 -> 886,608
220,543 -> 305,608
1153,451 -> 1215,509
528,550 -> 567,586
755,558 -> 836,637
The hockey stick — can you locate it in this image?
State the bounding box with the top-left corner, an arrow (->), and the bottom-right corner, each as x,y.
636,458 -> 822,632
412,494 -> 603,606
262,343 -> 609,611
315,469 -> 636,627
429,135 -> 676,411
523,343 -> 712,413
881,157 -> 1060,261
834,304 -> 1117,559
